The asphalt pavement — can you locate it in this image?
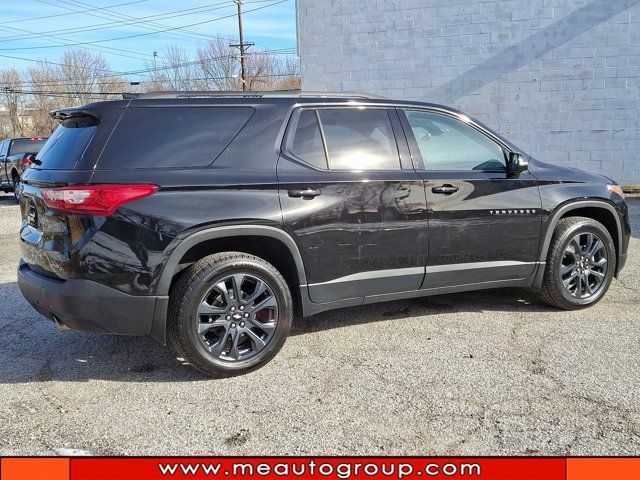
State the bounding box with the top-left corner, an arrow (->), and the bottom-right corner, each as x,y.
0,195 -> 638,455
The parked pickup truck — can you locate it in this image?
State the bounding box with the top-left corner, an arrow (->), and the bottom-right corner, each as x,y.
0,137 -> 48,200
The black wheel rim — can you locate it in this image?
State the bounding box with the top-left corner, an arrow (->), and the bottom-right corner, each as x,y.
196,273 -> 278,362
561,232 -> 608,299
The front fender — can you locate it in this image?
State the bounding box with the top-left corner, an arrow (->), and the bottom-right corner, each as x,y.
533,198 -> 626,290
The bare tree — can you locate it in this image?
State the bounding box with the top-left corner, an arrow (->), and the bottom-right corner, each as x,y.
1,42 -> 300,139
146,44 -> 199,91
27,62 -> 63,135
0,68 -> 26,136
271,55 -> 302,91
196,39 -> 301,92
24,51 -> 127,135
59,49 -> 120,104
197,38 -> 241,91
246,51 -> 300,91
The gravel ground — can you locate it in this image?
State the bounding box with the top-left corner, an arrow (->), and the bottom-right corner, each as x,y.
0,195 -> 638,456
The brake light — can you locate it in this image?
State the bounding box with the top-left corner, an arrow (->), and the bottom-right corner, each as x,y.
21,156 -> 31,166
41,184 -> 158,216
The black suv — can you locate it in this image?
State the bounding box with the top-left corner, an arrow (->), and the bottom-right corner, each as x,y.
17,92 -> 630,376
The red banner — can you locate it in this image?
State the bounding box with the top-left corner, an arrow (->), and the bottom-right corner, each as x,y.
1,457 -> 639,480
71,457 -> 564,480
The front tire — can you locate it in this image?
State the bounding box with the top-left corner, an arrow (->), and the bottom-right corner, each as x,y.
168,252 -> 293,377
540,217 -> 616,310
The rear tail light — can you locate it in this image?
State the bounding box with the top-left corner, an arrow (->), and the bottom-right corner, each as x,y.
41,184 -> 158,216
21,156 -> 31,166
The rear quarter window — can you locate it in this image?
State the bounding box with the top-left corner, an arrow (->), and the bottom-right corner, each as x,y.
97,106 -> 254,169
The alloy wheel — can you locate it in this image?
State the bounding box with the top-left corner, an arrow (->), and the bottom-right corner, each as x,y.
561,232 -> 608,299
196,273 -> 278,361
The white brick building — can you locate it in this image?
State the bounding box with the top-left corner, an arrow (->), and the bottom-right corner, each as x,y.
295,0 -> 640,184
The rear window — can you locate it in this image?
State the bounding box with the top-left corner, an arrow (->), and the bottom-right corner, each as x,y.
36,116 -> 98,170
97,106 -> 254,169
9,138 -> 47,156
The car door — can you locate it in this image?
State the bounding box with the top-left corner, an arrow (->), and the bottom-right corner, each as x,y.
278,105 -> 428,304
398,108 -> 542,289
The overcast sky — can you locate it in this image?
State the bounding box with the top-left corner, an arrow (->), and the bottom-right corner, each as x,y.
0,0 -> 297,77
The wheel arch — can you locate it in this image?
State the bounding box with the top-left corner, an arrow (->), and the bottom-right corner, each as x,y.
533,199 -> 623,289
151,226 -> 307,344
158,225 -> 307,294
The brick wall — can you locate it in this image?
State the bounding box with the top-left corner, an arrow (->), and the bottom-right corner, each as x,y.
296,0 -> 640,184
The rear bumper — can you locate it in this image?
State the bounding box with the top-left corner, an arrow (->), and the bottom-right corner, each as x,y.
18,260 -> 166,338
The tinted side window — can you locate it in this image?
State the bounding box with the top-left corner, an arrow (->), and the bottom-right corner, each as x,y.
318,108 -> 400,171
98,107 -> 254,169
289,110 -> 327,169
404,110 -> 506,171
0,141 -> 7,157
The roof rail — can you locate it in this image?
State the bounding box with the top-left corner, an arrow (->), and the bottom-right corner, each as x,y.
124,90 -> 386,100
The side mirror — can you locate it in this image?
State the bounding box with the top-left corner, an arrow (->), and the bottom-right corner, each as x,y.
508,152 -> 528,175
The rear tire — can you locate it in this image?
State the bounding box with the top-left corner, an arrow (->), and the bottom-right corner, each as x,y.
539,217 -> 616,310
168,252 -> 293,377
12,175 -> 20,202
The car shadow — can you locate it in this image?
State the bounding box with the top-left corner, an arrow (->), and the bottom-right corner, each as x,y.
0,279 -> 555,384
627,197 -> 639,239
291,287 -> 549,337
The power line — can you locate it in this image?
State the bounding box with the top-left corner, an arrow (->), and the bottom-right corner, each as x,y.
0,0 -> 289,51
9,48 -> 298,87
15,0 -> 279,45
0,0 -> 152,26
0,25 -> 154,62
1,0 -> 243,42
40,0 -> 284,53
35,0 -> 220,43
0,0 -> 170,62
5,72 -> 301,96
0,53 -> 140,79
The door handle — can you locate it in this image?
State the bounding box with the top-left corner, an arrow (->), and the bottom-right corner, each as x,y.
431,184 -> 459,195
288,188 -> 322,199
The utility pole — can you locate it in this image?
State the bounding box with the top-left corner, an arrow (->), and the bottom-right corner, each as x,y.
230,0 -> 254,91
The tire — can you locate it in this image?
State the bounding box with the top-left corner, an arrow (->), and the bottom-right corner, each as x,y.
168,252 -> 293,377
12,175 -> 20,202
540,216 -> 616,310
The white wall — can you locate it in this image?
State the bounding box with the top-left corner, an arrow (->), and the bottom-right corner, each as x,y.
297,0 -> 640,184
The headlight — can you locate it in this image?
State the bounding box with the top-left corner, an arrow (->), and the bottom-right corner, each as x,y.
607,184 -> 625,198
